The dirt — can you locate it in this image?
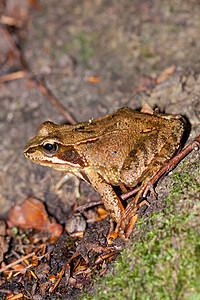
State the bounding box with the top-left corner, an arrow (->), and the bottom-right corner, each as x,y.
0,0 -> 200,298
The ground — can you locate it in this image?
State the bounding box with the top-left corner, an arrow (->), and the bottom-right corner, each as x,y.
0,0 -> 200,299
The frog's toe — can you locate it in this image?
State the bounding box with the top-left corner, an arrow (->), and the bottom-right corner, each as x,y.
107,231 -> 119,244
118,231 -> 129,242
107,221 -> 128,243
143,182 -> 157,199
125,214 -> 138,238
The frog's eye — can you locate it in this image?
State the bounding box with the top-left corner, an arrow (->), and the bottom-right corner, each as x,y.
42,141 -> 59,155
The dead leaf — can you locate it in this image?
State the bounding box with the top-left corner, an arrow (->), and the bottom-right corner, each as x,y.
88,76 -> 101,83
140,104 -> 154,115
156,64 -> 176,84
0,15 -> 23,27
134,75 -> 155,92
26,0 -> 41,10
8,198 -> 62,237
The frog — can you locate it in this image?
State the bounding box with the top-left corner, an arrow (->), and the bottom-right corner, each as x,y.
24,107 -> 185,241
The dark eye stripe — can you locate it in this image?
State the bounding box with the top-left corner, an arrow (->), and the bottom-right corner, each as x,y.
58,146 -> 86,167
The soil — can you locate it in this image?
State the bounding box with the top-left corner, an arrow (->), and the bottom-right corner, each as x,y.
0,0 -> 200,299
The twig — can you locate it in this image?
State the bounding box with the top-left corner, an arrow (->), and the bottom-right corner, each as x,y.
1,26 -> 77,124
33,80 -> 77,124
76,200 -> 103,212
0,71 -> 27,83
0,252 -> 35,273
49,252 -> 79,293
0,250 -> 50,274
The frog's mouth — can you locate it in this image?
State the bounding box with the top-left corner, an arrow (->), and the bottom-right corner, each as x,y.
24,149 -> 78,165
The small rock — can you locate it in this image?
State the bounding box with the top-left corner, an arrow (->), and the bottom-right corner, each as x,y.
65,214 -> 86,234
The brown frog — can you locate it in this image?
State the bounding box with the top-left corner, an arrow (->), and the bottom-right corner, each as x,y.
24,107 -> 185,240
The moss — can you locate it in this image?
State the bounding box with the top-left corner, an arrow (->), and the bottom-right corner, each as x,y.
51,31 -> 98,66
84,160 -> 200,300
139,46 -> 155,58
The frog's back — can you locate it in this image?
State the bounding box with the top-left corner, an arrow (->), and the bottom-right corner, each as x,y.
29,107 -> 184,148
55,108 -> 136,145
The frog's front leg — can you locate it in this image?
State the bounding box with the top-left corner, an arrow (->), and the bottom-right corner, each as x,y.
85,169 -> 126,239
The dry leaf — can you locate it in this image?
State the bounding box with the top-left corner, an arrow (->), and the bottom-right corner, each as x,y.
9,198 -> 62,237
140,104 -> 154,115
156,64 -> 176,84
88,76 -> 101,83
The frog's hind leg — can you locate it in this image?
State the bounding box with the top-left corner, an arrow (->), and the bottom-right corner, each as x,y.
118,125 -> 185,238
115,132 -> 200,240
118,154 -> 173,238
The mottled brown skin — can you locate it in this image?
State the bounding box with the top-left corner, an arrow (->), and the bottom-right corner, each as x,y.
24,108 -> 185,240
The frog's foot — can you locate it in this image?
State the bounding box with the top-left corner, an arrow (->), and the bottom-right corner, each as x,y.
107,219 -> 127,244
143,183 -> 157,199
113,214 -> 139,241
107,200 -> 148,243
108,213 -> 139,242
121,182 -> 157,202
108,226 -> 129,243
107,231 -> 120,244
107,220 -> 116,244
116,199 -> 149,240
125,214 -> 138,238
107,216 -> 132,243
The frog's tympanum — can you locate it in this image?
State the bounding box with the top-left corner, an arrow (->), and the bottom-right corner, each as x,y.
24,107 -> 185,241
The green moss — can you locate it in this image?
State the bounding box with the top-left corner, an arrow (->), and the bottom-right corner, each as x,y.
51,31 -> 97,66
84,160 -> 200,300
139,46 -> 155,58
